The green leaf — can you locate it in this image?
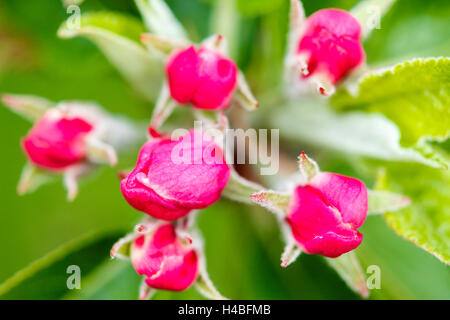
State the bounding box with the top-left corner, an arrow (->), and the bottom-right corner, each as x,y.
362,0 -> 450,64
210,0 -> 239,58
269,100 -> 445,168
332,58 -> 450,149
58,11 -> 163,101
63,259 -> 141,300
367,189 -> 410,215
0,231 -> 123,299
376,163 -> 450,264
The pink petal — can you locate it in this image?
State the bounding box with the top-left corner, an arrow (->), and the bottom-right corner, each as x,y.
166,46 -> 238,110
146,130 -> 230,208
298,9 -> 365,84
191,48 -> 238,109
22,113 -> 93,170
120,140 -> 191,220
166,46 -> 200,104
309,172 -> 368,228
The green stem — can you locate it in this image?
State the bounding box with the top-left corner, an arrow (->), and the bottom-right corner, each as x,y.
210,0 -> 239,60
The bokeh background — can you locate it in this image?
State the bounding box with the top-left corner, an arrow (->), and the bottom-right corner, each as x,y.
0,0 -> 449,299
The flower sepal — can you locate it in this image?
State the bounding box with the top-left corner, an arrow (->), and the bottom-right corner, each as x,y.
280,234 -> 302,268
141,33 -> 190,57
110,217 -> 163,261
1,94 -> 54,122
250,190 -> 290,218
326,252 -> 369,298
85,136 -> 118,166
298,151 -> 319,183
17,163 -> 55,196
194,270 -> 227,300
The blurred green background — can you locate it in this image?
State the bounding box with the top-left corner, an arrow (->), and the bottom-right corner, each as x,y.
0,0 -> 449,299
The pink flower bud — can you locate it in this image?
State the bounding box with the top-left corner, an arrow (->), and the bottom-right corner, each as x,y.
286,172 -> 368,258
22,110 -> 93,170
120,130 -> 230,220
131,224 -> 198,291
298,9 -> 365,84
166,46 -> 238,110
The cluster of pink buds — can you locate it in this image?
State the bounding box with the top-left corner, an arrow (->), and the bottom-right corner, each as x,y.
4,0 -> 410,300
113,36 -> 239,296
112,32 -> 259,298
115,124 -> 232,297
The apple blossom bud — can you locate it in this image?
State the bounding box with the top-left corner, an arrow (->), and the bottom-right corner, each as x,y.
297,9 -> 365,85
120,130 -> 230,220
131,224 -> 198,291
22,109 -> 93,170
166,46 -> 238,110
286,172 -> 368,258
